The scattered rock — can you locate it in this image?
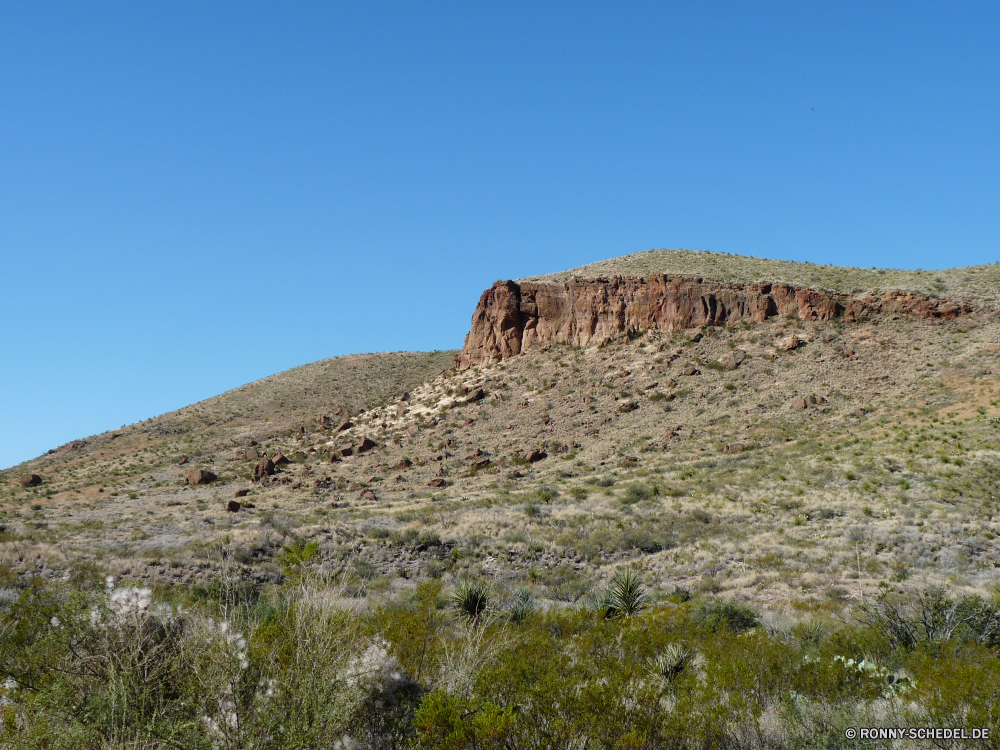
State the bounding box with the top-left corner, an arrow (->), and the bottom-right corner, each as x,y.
337,446 -> 354,458
185,469 -> 217,485
618,456 -> 638,468
227,501 -> 241,513
465,388 -> 486,403
582,396 -> 592,405
406,424 -> 420,437
617,401 -> 639,413
428,478 -> 445,488
298,426 -> 305,435
356,437 -> 377,454
681,366 -> 700,376
471,459 -> 492,472
508,470 -> 523,479
435,465 -> 446,477
178,456 -> 189,465
724,443 -> 753,454
244,448 -> 259,461
360,489 -> 377,501
526,449 -> 547,463
18,474 -> 41,488
393,459 -> 412,471
401,391 -> 411,402
688,330 -> 704,343
792,398 -> 807,410
272,452 -> 289,466
336,420 -> 353,433
234,489 -> 249,498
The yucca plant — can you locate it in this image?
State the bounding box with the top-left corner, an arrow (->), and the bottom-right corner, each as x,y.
507,588 -> 534,624
451,580 -> 490,627
603,568 -> 649,619
648,642 -> 695,685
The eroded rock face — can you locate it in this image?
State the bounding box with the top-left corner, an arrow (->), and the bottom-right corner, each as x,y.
455,275 -> 974,368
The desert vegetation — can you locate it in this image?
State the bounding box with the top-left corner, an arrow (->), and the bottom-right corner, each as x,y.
1,566 -> 998,748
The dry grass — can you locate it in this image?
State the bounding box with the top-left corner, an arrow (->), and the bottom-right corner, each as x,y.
520,248 -> 1000,307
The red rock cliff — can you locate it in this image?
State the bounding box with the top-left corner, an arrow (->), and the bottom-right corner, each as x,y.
455,274 -> 972,369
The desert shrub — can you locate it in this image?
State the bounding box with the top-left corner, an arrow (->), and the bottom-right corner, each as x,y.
692,598 -> 759,633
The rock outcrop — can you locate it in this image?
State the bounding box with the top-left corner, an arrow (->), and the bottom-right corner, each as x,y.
455,274 -> 974,368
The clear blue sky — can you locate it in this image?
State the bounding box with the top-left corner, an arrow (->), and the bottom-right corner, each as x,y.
2,2 -> 998,469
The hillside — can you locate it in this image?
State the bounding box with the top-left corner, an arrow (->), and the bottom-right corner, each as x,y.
4,253 -> 1000,747
3,255 -> 999,611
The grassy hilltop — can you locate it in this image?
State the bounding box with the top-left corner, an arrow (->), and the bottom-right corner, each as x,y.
523,248 -> 1000,307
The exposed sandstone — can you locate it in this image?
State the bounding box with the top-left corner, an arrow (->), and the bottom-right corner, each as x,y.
455,275 -> 974,368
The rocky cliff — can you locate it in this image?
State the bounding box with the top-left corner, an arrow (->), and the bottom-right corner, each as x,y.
455,274 -> 973,369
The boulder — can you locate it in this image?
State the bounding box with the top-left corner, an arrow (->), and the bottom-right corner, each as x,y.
777,334 -> 802,351
254,458 -> 275,478
618,456 -> 638,468
360,488 -> 377,501
235,489 -> 250,498
792,398 -> 807,410
244,448 -> 260,461
428,478 -> 445,488
356,437 -> 377,454
393,459 -> 412,471
227,501 -> 241,513
617,401 -> 639,413
681,366 -> 699,376
185,469 -> 217,485
465,388 -> 485,403
272,452 -> 289,466
724,443 -> 753,454
526,449 -> 547,463
336,420 -> 353,433
18,473 -> 41,488
720,349 -> 747,370
337,446 -> 354,457
178,456 -> 189,465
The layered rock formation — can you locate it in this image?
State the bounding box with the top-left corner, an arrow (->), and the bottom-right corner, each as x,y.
455,274 -> 973,369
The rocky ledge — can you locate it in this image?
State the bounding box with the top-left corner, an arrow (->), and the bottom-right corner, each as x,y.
455,274 -> 973,369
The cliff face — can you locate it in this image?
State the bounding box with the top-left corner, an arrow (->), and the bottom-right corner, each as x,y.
455,274 -> 973,369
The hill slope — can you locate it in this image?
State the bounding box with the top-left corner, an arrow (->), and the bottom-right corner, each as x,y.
3,253 -> 1000,615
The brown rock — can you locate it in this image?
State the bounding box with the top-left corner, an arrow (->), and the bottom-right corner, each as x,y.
792,398 -> 807,410
526,449 -> 547,463
356,437 -> 377,454
336,420 -> 353,433
617,401 -> 639,413
18,473 -> 41,488
465,388 -> 485,403
777,334 -> 802,351
227,501 -> 241,513
618,456 -> 638,468
337,446 -> 354,457
178,456 -> 189,465
720,349 -> 746,370
235,489 -> 250,498
298,426 -> 305,435
435,465 -> 446,477
254,458 -> 275,478
724,443 -> 753,454
454,274 -> 975,369
185,469 -> 217,485
681,366 -> 699,377
471,459 -> 492,472
272,452 -> 289,466
393,459 -> 412,471
360,488 -> 377,500
428,478 -> 445,488
406,424 -> 420,437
